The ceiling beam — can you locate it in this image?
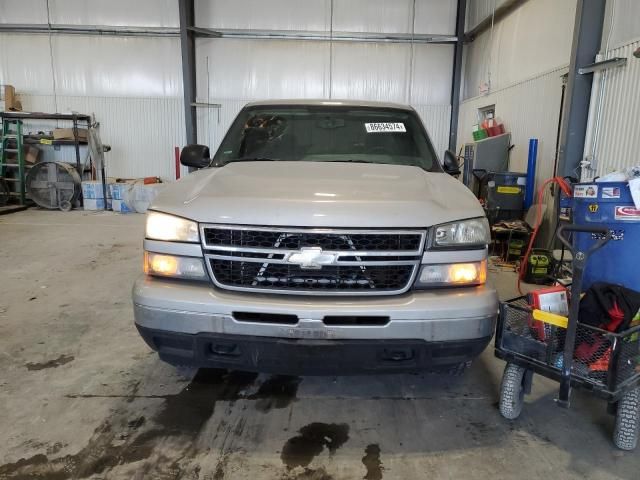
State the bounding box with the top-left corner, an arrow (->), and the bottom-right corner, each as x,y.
0,24 -> 179,37
189,27 -> 457,44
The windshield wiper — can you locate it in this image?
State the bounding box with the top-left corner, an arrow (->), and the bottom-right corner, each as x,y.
221,157 -> 280,165
218,157 -> 280,167
323,159 -> 372,164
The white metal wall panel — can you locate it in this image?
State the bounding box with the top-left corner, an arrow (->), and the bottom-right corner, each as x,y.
0,34 -> 181,97
48,0 -> 178,27
196,38 -> 329,100
195,0 -> 456,34
195,0 -> 330,30
196,39 -> 452,106
330,42 -> 411,103
410,44 -> 454,105
0,0 -> 177,27
462,0 -> 576,100
0,0 -> 48,24
583,40 -> 640,180
602,0 -> 640,50
333,0 -> 455,35
458,67 -> 567,185
333,0 -> 415,33
465,0 -> 509,31
413,104 -> 452,159
18,94 -> 186,180
332,42 -> 452,105
0,34 -> 55,94
51,36 -> 182,97
414,0 -> 457,35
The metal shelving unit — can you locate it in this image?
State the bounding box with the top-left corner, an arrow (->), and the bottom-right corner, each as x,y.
0,111 -> 92,207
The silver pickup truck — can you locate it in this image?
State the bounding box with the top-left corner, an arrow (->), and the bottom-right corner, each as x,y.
133,99 -> 498,375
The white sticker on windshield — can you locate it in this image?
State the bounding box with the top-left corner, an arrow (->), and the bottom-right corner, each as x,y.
365,122 -> 406,133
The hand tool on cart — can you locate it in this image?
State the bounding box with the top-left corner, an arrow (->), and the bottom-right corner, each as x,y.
555,223 -> 611,408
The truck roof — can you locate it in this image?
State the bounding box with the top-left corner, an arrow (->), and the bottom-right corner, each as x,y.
244,99 -> 414,111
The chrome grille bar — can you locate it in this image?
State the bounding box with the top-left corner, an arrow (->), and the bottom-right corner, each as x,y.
200,224 -> 426,295
205,253 -> 419,266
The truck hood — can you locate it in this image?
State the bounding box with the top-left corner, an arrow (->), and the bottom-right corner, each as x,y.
151,161 -> 484,228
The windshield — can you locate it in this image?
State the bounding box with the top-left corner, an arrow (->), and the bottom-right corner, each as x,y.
212,105 -> 441,171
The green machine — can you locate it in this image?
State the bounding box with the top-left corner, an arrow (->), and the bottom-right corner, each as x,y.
523,248 -> 553,284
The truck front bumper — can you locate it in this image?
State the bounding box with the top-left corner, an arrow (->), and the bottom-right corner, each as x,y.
133,275 -> 498,375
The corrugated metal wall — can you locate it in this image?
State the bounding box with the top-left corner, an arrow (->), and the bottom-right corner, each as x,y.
195,0 -> 456,35
17,94 -> 186,180
465,0 -> 509,31
0,31 -> 185,180
601,0 -> 640,50
0,34 -> 183,97
1,0 -> 458,180
458,67 -> 567,184
0,0 -> 179,26
463,0 -> 576,98
582,39 -> 640,180
462,0 -> 576,100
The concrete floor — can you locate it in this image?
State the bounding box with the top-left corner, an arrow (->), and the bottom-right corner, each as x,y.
0,209 -> 637,480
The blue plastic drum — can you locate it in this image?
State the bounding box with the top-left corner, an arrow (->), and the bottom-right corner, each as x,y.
572,181 -> 640,291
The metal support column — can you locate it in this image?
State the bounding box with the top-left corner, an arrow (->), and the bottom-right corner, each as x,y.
557,0 -> 606,179
179,0 -> 198,145
449,0 -> 466,153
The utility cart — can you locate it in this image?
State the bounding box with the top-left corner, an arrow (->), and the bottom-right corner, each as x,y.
496,224 -> 640,450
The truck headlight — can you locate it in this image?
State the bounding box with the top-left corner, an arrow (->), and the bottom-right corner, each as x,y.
415,260 -> 487,288
433,217 -> 490,248
144,252 -> 207,280
146,211 -> 199,243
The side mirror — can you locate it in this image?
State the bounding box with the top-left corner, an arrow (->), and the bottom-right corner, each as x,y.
180,144 -> 211,169
443,150 -> 461,176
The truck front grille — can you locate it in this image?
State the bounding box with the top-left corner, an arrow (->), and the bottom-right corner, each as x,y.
201,225 -> 426,296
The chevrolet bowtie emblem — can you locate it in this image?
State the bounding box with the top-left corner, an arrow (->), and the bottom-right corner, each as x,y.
286,247 -> 338,269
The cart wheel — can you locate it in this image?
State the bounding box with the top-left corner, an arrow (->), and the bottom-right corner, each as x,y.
613,387 -> 640,451
499,363 -> 527,420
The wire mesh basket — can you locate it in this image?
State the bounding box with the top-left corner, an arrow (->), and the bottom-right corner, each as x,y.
497,297 -> 640,395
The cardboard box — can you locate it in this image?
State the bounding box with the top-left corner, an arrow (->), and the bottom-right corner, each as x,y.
52,128 -> 89,142
112,199 -> 134,214
24,145 -> 41,164
1,85 -> 22,111
109,182 -> 136,213
82,180 -> 113,200
83,198 -> 112,211
109,182 -> 134,201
